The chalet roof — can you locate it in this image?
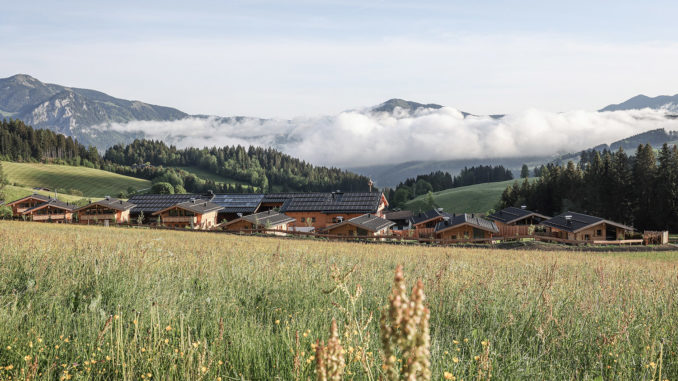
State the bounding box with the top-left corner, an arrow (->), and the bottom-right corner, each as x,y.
128,194 -> 211,214
324,213 -> 395,233
152,199 -> 223,215
21,199 -> 76,214
4,193 -> 51,206
384,210 -> 414,221
541,211 -> 635,233
224,210 -> 295,227
488,207 -> 550,224
75,197 -> 135,212
280,192 -> 384,214
410,209 -> 448,225
434,213 -> 499,234
261,193 -> 303,204
211,193 -> 264,213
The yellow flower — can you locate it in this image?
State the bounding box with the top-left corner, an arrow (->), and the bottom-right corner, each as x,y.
37,338 -> 43,343
444,371 -> 455,380
217,378 -> 222,381
24,355 -> 32,361
164,339 -> 169,344
453,340 -> 459,345
463,338 -> 469,343
481,341 -> 488,346
218,360 -> 223,365
201,366 -> 207,373
5,365 -> 14,370
165,325 -> 172,331
5,346 -> 10,350
55,345 -> 60,349
444,350 -> 449,355
650,362 -> 657,369
147,373 -> 152,378
474,356 -> 480,361
133,320 -> 138,325
106,356 -> 111,361
114,315 -> 119,320
192,342 -> 198,348
453,357 -> 459,363
275,320 -> 280,325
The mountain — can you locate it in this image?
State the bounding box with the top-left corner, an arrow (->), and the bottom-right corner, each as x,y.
371,98 -> 505,119
600,94 -> 678,112
0,74 -> 187,148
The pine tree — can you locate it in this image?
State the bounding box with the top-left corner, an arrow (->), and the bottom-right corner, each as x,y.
520,164 -> 530,179
0,161 -> 7,201
632,144 -> 657,230
656,144 -> 678,231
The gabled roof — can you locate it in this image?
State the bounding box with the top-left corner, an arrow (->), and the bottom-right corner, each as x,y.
488,207 -> 550,224
324,213 -> 395,233
4,193 -> 51,206
223,210 -> 295,227
75,197 -> 135,212
410,209 -> 448,226
211,193 -> 264,213
261,193 -> 302,204
434,214 -> 499,234
384,210 -> 413,221
279,192 -> 385,214
152,200 -> 222,215
21,199 -> 76,214
128,194 -> 211,214
541,211 -> 634,233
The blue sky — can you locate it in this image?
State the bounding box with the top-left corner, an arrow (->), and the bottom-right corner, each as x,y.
2,1 -> 678,117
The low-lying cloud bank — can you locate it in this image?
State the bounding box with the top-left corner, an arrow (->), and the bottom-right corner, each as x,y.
97,107 -> 678,168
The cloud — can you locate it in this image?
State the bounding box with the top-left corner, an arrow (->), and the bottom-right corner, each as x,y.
98,106 -> 678,168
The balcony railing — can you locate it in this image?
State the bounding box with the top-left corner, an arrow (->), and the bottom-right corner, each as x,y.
162,216 -> 197,223
80,214 -> 117,221
31,214 -> 68,221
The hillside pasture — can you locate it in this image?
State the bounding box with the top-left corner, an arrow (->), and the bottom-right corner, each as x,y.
1,161 -> 151,198
0,222 -> 676,380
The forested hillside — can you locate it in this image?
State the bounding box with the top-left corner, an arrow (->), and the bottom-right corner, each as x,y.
498,144 -> 678,231
387,165 -> 514,208
0,119 -> 373,194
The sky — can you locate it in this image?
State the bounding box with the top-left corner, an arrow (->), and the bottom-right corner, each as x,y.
2,1 -> 678,118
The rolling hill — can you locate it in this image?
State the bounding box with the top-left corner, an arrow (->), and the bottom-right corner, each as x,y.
403,179 -> 533,214
1,161 -> 151,198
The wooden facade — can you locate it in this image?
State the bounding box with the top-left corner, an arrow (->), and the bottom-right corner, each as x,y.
5,194 -> 51,218
548,222 -> 627,241
436,223 -> 495,240
22,203 -> 74,223
323,222 -> 390,237
154,207 -> 218,230
76,205 -> 131,225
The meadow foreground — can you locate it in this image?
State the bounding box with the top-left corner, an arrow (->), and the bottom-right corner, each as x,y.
0,222 -> 677,380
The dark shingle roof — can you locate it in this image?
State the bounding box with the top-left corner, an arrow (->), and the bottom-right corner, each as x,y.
75,197 -> 135,212
325,213 -> 395,233
488,207 -> 550,224
384,210 -> 413,221
541,211 -> 634,233
279,192 -> 384,214
22,199 -> 76,213
5,193 -> 51,206
211,194 -> 264,213
153,200 -> 222,215
128,194 -> 211,214
261,193 -> 302,204
434,214 -> 499,233
226,210 -> 295,227
410,209 -> 448,225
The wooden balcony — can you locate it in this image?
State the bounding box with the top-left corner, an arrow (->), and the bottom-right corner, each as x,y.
31,214 -> 68,221
80,214 -> 117,221
162,216 -> 197,224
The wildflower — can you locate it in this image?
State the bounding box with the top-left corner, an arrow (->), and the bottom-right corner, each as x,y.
114,315 -> 119,320
444,371 -> 455,380
453,340 -> 459,345
5,365 -> 14,370
275,320 -> 280,325
218,360 -> 223,365
165,325 -> 172,331
24,355 -> 32,361
444,351 -> 449,355
37,338 -> 43,343
217,378 -> 222,381
164,339 -> 169,344
650,362 -> 657,369
464,338 -> 469,343
201,366 -> 207,373
147,373 -> 152,378
474,356 -> 480,361
192,342 -> 198,348
6,346 -> 11,350
133,320 -> 138,325
64,338 -> 69,343
481,341 -> 488,347
106,356 -> 111,361
453,357 -> 459,363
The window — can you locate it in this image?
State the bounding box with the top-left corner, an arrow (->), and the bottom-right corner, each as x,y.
596,229 -> 602,236
311,217 -> 316,222
584,234 -> 590,240
301,217 -> 306,222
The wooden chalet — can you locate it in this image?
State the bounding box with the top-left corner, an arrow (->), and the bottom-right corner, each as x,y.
20,199 -> 75,223
541,212 -> 634,242
5,194 -> 52,218
434,213 -> 499,240
488,206 -> 550,236
127,194 -> 212,223
210,193 -> 264,222
407,208 -> 452,237
74,197 -> 136,225
278,191 -> 389,229
384,210 -> 414,230
221,210 -> 295,234
322,213 -> 395,237
152,199 -> 222,229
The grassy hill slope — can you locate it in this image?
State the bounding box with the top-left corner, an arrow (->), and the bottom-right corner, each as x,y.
404,179 -> 533,214
1,161 -> 151,198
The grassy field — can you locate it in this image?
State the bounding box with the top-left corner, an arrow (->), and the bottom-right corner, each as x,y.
1,161 -> 151,198
0,222 -> 677,380
405,179 -> 533,214
1,184 -> 91,205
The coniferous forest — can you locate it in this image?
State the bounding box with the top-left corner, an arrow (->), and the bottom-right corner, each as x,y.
0,119 -> 373,194
498,144 -> 678,231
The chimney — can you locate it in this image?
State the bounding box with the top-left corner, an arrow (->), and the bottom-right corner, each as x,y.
105,195 -> 110,200
520,205 -> 526,210
190,198 -> 196,203
437,207 -> 444,213
565,215 -> 572,225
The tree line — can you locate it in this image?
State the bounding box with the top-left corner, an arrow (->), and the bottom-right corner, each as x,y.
0,119 -> 374,195
498,144 -> 678,231
387,165 -> 514,208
